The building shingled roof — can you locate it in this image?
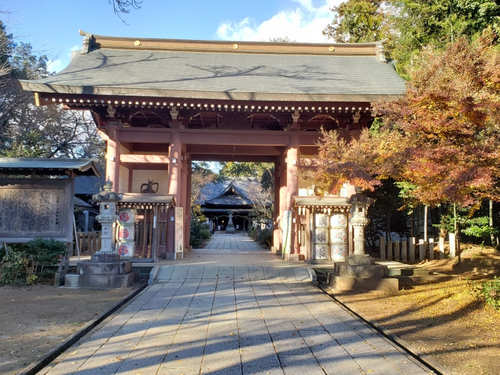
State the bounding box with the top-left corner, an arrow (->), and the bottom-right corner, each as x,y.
20,33 -> 405,102
0,158 -> 100,176
197,178 -> 270,207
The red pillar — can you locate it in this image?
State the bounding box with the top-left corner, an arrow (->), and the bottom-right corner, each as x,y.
181,153 -> 190,251
167,133 -> 182,205
105,124 -> 120,192
279,152 -> 287,252
285,145 -> 298,211
272,158 -> 281,252
186,157 -> 192,250
285,137 -> 299,255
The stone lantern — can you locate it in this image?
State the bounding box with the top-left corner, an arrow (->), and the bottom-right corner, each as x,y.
76,181 -> 134,288
92,181 -> 121,258
225,211 -> 236,233
350,194 -> 374,260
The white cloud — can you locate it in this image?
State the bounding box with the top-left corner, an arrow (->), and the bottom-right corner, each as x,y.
47,45 -> 80,73
216,0 -> 342,43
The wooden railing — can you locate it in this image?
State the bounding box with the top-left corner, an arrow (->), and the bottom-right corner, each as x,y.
76,231 -> 101,255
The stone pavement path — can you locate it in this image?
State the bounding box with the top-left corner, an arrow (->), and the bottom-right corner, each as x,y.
41,234 -> 433,375
200,232 -> 263,252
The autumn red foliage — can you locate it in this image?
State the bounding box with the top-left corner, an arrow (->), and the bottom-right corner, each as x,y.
312,30 -> 499,207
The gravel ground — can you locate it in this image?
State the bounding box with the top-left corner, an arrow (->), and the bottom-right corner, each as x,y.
0,285 -> 134,375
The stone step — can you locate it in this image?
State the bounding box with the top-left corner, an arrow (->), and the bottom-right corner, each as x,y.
79,272 -> 135,288
77,260 -> 132,275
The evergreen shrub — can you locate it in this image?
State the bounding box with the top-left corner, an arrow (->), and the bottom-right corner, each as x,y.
0,239 -> 66,285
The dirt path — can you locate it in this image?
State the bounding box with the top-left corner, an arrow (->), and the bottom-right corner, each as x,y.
333,246 -> 500,375
0,285 -> 133,375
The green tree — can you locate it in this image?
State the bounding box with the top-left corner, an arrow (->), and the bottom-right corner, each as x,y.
324,0 -> 500,76
0,20 -> 102,159
392,0 -> 500,75
323,0 -> 390,43
191,161 -> 217,205
219,161 -> 274,190
312,31 -> 499,243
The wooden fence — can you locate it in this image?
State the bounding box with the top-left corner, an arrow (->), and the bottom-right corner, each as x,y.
379,233 -> 458,263
75,231 -> 101,256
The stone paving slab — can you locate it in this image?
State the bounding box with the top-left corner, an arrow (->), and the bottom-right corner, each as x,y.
41,233 -> 433,375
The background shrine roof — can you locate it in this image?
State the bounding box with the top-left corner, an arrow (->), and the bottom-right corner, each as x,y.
20,32 -> 406,102
197,178 -> 270,207
0,158 -> 100,176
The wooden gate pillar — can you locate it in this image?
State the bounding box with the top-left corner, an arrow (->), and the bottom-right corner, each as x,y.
272,158 -> 281,252
167,133 -> 183,204
105,123 -> 121,192
285,137 -> 299,256
279,153 -> 287,252
183,156 -> 192,250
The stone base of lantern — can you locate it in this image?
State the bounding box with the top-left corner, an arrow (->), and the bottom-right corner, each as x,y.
327,275 -> 399,294
76,253 -> 134,288
324,255 -> 399,293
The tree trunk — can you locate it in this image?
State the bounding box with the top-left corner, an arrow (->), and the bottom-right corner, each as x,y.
453,203 -> 457,233
385,214 -> 391,243
453,203 -> 461,261
489,199 -> 496,247
424,205 -> 428,242
410,210 -> 415,237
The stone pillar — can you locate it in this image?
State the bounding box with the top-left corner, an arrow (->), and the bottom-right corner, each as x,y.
429,238 -> 435,260
449,233 -> 457,257
409,237 -> 416,263
394,241 -> 401,261
379,236 -> 386,260
418,239 -> 426,261
439,237 -> 445,259
401,240 -> 408,262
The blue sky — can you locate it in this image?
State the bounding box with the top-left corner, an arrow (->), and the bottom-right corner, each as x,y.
2,0 -> 340,73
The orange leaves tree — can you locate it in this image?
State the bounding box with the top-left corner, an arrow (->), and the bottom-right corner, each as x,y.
313,30 -> 499,209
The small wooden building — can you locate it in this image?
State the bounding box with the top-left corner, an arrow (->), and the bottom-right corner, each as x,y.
0,158 -> 99,243
197,178 -> 270,231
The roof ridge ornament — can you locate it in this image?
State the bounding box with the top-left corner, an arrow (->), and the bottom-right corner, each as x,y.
79,29 -> 95,54
375,41 -> 386,62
